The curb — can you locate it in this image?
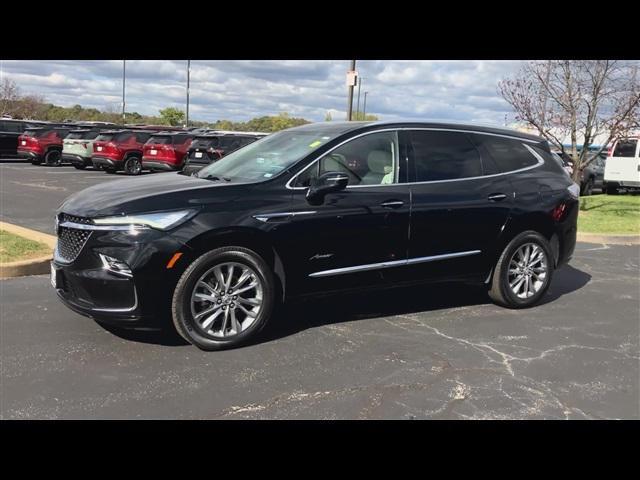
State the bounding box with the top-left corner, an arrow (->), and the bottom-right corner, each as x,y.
577,232 -> 640,245
0,221 -> 56,278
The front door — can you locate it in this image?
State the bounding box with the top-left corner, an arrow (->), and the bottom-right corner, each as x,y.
283,130 -> 411,295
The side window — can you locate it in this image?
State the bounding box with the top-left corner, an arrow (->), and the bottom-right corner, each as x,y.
612,139 -> 638,158
472,134 -> 539,172
410,131 -> 482,181
136,133 -> 151,143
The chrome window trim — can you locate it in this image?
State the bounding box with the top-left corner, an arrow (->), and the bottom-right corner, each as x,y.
309,250 -> 481,278
286,127 -> 545,190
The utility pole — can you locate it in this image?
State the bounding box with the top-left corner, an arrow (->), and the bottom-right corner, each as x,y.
186,59 -> 191,128
346,60 -> 356,121
363,91 -> 369,119
356,76 -> 363,120
122,60 -> 126,126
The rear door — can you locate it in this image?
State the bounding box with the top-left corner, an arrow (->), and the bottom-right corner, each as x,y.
0,121 -> 23,156
405,130 -> 515,281
605,139 -> 640,186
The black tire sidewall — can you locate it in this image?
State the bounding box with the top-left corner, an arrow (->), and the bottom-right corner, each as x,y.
125,156 -> 141,175
46,150 -> 61,166
497,232 -> 554,308
173,248 -> 275,350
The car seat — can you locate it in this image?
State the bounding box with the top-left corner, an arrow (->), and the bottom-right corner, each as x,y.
362,150 -> 393,184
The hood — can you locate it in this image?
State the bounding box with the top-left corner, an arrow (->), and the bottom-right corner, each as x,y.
59,172 -> 238,218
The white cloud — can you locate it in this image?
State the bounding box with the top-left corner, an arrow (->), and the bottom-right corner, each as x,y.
0,60 -> 524,125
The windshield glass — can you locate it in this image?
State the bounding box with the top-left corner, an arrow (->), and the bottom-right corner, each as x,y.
196,127 -> 338,182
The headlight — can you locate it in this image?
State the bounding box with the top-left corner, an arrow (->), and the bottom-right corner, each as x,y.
93,209 -> 197,231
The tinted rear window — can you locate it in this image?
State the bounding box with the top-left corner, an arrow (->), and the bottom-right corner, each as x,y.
471,134 -> 539,172
115,133 -> 134,143
191,137 -> 220,149
613,140 -> 638,157
67,130 -> 100,140
147,135 -> 172,145
410,131 -> 482,181
28,129 -> 52,138
95,133 -> 114,142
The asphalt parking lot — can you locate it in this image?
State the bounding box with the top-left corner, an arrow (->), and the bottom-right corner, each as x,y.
1,159 -> 639,419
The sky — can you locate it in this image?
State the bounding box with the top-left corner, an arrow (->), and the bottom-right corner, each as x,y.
0,60 -> 524,125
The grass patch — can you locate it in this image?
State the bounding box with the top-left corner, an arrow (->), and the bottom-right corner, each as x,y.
0,230 -> 52,263
578,194 -> 640,234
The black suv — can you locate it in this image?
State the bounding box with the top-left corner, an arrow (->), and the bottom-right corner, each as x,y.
52,121 -> 579,351
0,118 -> 48,158
182,132 -> 267,175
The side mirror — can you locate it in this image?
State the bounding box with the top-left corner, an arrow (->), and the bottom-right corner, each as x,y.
306,171 -> 349,204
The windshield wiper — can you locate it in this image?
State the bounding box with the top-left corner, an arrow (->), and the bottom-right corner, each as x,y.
201,175 -> 232,182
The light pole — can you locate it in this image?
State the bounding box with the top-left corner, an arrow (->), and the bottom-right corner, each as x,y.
362,91 -> 369,119
347,60 -> 356,121
356,76 -> 363,120
186,59 -> 191,128
122,60 -> 126,125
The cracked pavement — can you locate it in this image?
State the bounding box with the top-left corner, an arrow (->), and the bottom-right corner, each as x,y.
1,161 -> 639,419
1,242 -> 638,419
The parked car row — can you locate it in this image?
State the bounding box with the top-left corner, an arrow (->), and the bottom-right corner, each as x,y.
2,118 -> 268,175
550,137 -> 640,195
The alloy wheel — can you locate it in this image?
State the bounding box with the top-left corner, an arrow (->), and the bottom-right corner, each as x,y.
507,242 -> 548,299
190,262 -> 263,338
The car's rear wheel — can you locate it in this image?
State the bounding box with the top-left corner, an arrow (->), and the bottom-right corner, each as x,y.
124,156 -> 142,175
606,184 -> 619,195
73,164 -> 86,170
31,159 -> 41,165
581,178 -> 594,196
172,247 -> 275,351
488,231 -> 554,309
45,150 -> 62,166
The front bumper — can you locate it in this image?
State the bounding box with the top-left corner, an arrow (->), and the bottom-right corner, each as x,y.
142,159 -> 179,171
51,219 -> 191,325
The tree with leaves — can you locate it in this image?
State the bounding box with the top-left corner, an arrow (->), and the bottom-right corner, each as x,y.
499,60 -> 640,182
1,78 -> 21,117
159,107 -> 186,126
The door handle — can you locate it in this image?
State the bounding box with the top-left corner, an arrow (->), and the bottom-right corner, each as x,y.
487,193 -> 508,202
380,200 -> 404,208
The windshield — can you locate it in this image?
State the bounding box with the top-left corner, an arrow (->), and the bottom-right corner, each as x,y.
196,128 -> 338,182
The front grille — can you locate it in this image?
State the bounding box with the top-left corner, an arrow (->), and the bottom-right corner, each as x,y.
56,214 -> 93,263
60,213 -> 93,225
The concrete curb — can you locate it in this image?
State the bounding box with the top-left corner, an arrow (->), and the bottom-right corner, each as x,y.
0,221 -> 56,278
577,232 -> 640,245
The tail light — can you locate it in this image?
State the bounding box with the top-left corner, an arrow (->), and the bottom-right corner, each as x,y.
551,203 -> 567,221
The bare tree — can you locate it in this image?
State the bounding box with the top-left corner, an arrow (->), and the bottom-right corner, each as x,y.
499,60 -> 640,182
0,78 -> 21,117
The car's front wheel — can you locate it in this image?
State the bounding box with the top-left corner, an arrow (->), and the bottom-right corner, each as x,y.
488,231 -> 554,308
172,247 -> 276,351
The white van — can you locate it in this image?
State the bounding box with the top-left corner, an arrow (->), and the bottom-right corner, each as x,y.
604,137 -> 640,194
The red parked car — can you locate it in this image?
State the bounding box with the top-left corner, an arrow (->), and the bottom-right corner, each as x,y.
17,126 -> 74,165
91,129 -> 158,175
141,131 -> 195,172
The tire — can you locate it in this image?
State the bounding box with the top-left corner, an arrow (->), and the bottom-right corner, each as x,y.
581,178 -> 594,196
73,164 -> 86,170
45,149 -> 62,166
123,156 -> 142,175
606,185 -> 619,195
172,246 -> 276,351
31,159 -> 41,165
104,167 -> 117,174
488,231 -> 554,309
